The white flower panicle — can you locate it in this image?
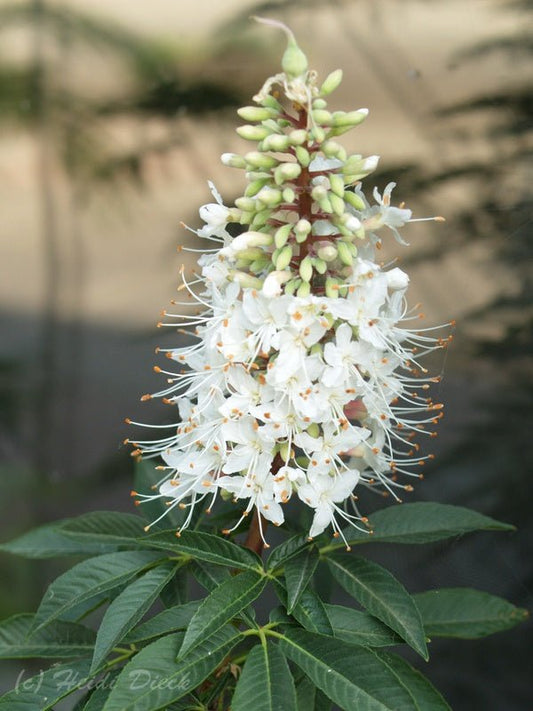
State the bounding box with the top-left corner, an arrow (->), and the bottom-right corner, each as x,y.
128,20 -> 453,547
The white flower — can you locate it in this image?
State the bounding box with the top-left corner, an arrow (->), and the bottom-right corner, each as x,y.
298,470 -> 360,537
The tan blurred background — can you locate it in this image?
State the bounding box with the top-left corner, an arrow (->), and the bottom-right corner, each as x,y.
0,0 -> 531,707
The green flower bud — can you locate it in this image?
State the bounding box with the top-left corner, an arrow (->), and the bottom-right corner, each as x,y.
283,187 -> 295,204
274,223 -> 292,249
221,152 -> 246,169
274,162 -> 302,185
332,108 -> 368,127
245,178 -> 269,197
252,208 -> 271,227
343,154 -> 379,181
311,184 -> 328,202
236,125 -> 270,141
296,281 -> 311,297
282,38 -> 308,78
284,278 -> 301,295
260,94 -> 284,111
312,98 -> 328,109
299,255 -> 313,282
294,145 -> 310,167
263,134 -> 292,152
236,247 -> 265,261
230,270 -> 263,288
294,219 -> 311,239
322,140 -> 347,161
289,129 -> 308,145
237,105 -> 277,121
330,193 -> 345,216
312,109 -> 333,126
249,257 -> 270,273
325,276 -> 340,298
239,211 -> 253,225
279,441 -> 291,461
316,242 -> 338,262
329,173 -> 345,197
275,244 -> 293,271
235,196 -> 257,212
337,240 -> 354,266
320,68 -> 343,96
313,257 -> 327,274
244,151 -> 279,169
310,125 -> 326,143
344,190 -> 366,210
256,187 -> 283,207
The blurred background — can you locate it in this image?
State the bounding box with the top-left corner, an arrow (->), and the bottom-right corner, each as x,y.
0,0 -> 531,708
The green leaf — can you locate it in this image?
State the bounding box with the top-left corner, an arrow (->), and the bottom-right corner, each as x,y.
0,521 -> 118,558
91,563 -> 177,672
33,550 -> 163,631
123,600 -> 201,644
190,559 -> 231,591
274,581 -> 333,636
414,588 -> 529,638
285,546 -> 320,613
0,613 -> 95,658
179,570 -> 266,657
278,628 -> 423,711
78,672 -> 120,711
373,650 -> 451,710
231,641 -> 297,711
102,627 -> 241,710
140,529 -> 262,571
327,554 -> 428,660
338,502 -> 514,547
60,511 -> 146,547
295,674 -> 316,709
325,604 -> 401,647
0,659 -> 93,710
267,534 -> 312,572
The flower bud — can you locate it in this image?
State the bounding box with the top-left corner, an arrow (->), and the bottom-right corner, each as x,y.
313,257 -> 327,274
235,196 -> 256,212
232,231 -> 273,250
289,129 -> 307,145
320,68 -> 343,96
252,208 -> 271,228
282,188 -> 295,205
343,154 -> 379,182
337,240 -> 354,266
329,173 -> 345,198
274,162 -> 302,186
245,178 -> 269,197
299,255 -> 313,282
275,244 -> 293,271
255,186 -> 283,207
244,152 -> 279,169
312,98 -> 328,110
307,422 -> 321,438
284,278 -> 301,295
274,223 -> 292,249
236,125 -> 270,141
237,105 -> 277,121
282,38 -> 308,78
262,134 -> 292,152
230,270 -> 262,288
332,108 -> 368,127
294,219 -> 311,241
296,281 -> 311,297
294,146 -> 310,167
322,140 -> 347,161
316,241 -> 338,262
310,125 -> 326,143
344,190 -> 366,210
330,193 -> 345,216
221,152 -> 246,169
312,109 -> 333,126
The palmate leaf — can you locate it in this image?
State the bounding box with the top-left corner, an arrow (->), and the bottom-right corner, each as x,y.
123,601 -> 201,644
60,511 -> 146,547
278,628 -> 427,711
0,520 -> 119,558
33,550 -> 164,631
414,588 -> 529,639
231,641 -> 297,711
91,563 -> 177,672
337,502 -> 514,547
327,554 -> 428,660
178,570 -> 266,657
140,529 -> 262,571
0,658 -> 93,710
325,604 -> 401,648
102,627 -> 242,711
284,545 -> 320,613
0,613 -> 95,658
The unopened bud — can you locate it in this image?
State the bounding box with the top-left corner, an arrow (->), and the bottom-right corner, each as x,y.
320,68 -> 343,96
322,140 -> 347,161
294,219 -> 311,240
307,422 -> 321,437
283,187 -> 295,204
289,129 -> 308,146
299,255 -> 313,282
237,125 -> 270,141
296,281 -> 311,297
221,152 -> 246,169
332,108 -> 368,127
262,270 -> 292,297
232,231 -> 273,250
316,241 -> 338,262
344,190 -> 366,211
245,178 -> 269,197
294,146 -> 310,167
325,276 -> 340,298
237,105 -> 277,121
235,196 -> 257,212
275,244 -> 293,271
329,173 -> 345,198
330,193 -> 345,216
274,223 -> 292,249
312,98 -> 328,110
337,241 -> 354,266
312,109 -> 333,126
231,271 -> 262,288
244,151 -> 279,169
274,162 -> 302,185
263,134 -> 292,152
313,257 -> 327,274
255,186 -> 283,207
